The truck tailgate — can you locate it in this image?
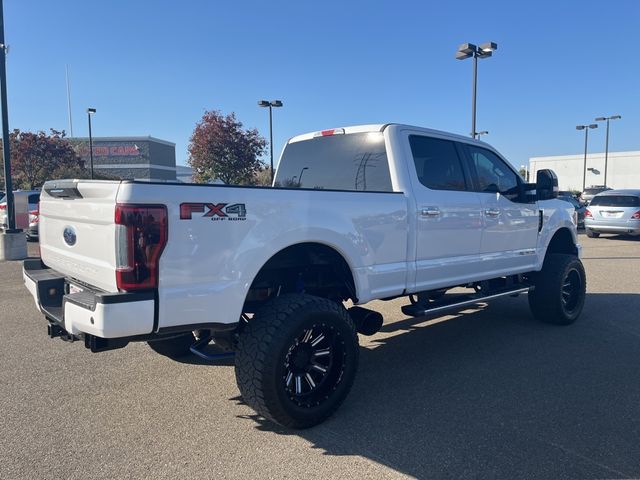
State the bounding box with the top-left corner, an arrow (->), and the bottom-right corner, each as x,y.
39,181 -> 121,292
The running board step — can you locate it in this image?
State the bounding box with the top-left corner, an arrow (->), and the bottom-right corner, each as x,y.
189,334 -> 235,361
401,286 -> 532,318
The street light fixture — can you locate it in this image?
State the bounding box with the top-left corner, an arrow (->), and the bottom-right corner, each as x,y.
576,123 -> 598,191
87,108 -> 96,180
258,99 -> 283,183
594,115 -> 621,187
456,41 -> 497,139
476,130 -> 489,138
298,166 -> 309,187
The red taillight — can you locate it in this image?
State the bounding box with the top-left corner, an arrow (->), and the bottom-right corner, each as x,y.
0,204 -> 5,210
115,204 -> 167,291
632,210 -> 640,219
585,209 -> 592,218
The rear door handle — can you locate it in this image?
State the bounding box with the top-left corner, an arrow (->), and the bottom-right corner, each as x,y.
485,209 -> 500,217
420,207 -> 440,217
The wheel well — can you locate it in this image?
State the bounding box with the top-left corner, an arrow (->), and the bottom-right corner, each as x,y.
243,243 -> 357,312
546,228 -> 578,256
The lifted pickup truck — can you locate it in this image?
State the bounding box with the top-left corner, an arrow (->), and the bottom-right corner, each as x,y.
24,124 -> 585,428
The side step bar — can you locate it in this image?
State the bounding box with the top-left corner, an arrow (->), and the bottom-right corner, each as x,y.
189,334 -> 235,361
401,286 -> 532,318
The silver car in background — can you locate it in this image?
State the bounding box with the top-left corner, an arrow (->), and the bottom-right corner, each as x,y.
585,189 -> 640,238
581,185 -> 612,205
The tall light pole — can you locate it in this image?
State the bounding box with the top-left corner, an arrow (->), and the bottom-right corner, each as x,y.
576,123 -> 598,191
456,42 -> 497,139
65,65 -> 74,137
594,115 -> 621,187
258,99 -> 283,182
87,108 -> 96,179
298,166 -> 309,187
0,0 -> 16,232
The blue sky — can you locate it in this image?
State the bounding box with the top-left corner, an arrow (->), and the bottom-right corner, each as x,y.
4,0 -> 639,168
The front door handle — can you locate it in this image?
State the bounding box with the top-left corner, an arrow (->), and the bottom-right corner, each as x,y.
421,207 -> 441,217
485,208 -> 501,217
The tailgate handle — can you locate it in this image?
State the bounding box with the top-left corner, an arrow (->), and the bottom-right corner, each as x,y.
44,180 -> 83,199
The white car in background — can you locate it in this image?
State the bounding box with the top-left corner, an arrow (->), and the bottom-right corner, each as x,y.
0,190 -> 40,238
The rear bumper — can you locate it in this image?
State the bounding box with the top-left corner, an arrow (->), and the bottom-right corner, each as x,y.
23,259 -> 155,340
585,220 -> 640,235
26,225 -> 38,238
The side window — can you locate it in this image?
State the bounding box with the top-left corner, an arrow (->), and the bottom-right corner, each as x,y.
28,194 -> 40,204
409,136 -> 467,191
466,146 -> 519,199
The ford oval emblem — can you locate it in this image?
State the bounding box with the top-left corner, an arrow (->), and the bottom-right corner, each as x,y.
63,226 -> 77,246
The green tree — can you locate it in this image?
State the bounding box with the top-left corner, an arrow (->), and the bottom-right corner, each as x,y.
518,166 -> 529,182
252,166 -> 273,186
188,110 -> 267,185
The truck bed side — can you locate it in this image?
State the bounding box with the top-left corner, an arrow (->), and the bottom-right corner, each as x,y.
115,182 -> 409,330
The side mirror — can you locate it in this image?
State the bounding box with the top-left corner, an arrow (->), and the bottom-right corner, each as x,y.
536,169 -> 559,200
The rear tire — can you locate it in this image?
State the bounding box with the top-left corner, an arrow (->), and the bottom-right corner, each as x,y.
528,254 -> 586,325
586,229 -> 600,238
235,294 -> 359,429
148,332 -> 196,358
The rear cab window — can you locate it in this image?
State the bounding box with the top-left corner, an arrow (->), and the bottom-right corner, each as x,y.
590,195 -> 640,207
275,132 -> 393,192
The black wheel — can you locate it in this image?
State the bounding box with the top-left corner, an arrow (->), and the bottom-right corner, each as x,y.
235,294 -> 359,429
147,332 -> 196,358
586,229 -> 600,238
528,254 -> 586,325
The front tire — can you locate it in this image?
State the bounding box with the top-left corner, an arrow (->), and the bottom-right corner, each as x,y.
528,254 -> 586,325
235,294 -> 359,429
586,229 -> 600,238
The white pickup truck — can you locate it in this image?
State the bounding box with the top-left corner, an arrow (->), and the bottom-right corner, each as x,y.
23,123 -> 585,428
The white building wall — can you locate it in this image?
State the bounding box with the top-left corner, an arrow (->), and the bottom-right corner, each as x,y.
529,151 -> 640,192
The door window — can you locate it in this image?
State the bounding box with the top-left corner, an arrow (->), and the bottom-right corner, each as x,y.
466,146 -> 520,200
409,135 -> 468,191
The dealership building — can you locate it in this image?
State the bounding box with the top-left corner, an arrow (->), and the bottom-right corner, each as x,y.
529,150 -> 640,192
72,136 -> 177,182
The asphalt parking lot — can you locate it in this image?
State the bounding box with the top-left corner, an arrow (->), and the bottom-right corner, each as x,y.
1,234 -> 639,479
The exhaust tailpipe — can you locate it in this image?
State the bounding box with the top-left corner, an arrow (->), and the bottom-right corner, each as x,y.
349,306 -> 383,336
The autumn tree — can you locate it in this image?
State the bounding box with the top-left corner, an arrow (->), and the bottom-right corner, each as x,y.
188,110 -> 267,185
0,129 -> 85,190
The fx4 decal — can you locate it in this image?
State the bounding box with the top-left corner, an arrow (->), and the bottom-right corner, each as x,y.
180,203 -> 247,221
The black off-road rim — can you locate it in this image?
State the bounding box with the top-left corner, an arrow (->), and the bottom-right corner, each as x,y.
561,268 -> 582,313
282,323 -> 346,408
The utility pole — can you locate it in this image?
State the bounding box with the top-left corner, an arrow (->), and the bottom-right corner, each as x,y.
0,0 -> 15,231
0,0 -> 27,260
87,108 -> 96,179
66,65 -> 74,137
595,115 -> 621,187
